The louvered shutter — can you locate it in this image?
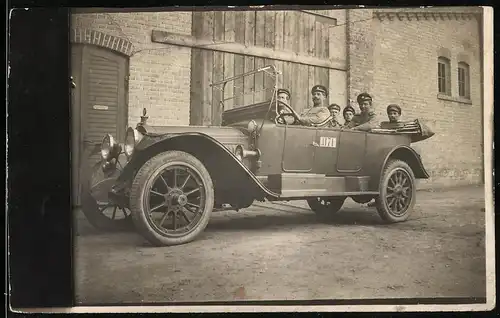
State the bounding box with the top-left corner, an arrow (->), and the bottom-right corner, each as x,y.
83,46 -> 127,169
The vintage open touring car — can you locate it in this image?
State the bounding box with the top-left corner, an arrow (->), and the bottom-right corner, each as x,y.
80,65 -> 435,247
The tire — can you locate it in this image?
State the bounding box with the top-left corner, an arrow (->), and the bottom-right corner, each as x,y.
129,150 -> 215,246
307,196 -> 346,219
80,155 -> 133,232
376,159 -> 416,223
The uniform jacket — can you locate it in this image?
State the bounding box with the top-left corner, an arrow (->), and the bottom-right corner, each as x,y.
352,111 -> 379,131
328,118 -> 342,128
342,120 -> 357,129
299,106 -> 331,126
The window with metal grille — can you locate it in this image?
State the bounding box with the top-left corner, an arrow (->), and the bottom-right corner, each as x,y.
438,57 -> 451,95
458,62 -> 470,99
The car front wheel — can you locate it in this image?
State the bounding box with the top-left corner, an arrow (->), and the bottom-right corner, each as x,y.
307,196 -> 346,219
376,159 -> 416,223
129,150 -> 214,246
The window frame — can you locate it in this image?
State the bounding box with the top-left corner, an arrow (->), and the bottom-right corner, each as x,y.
437,56 -> 451,96
457,61 -> 471,99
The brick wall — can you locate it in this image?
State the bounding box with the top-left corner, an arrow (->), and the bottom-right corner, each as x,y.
371,9 -> 483,188
346,8 -> 483,188
328,9 -> 348,107
71,11 -> 192,127
346,9 -> 375,106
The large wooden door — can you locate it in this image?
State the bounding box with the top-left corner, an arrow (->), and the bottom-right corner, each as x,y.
188,10 -> 340,126
71,44 -> 128,206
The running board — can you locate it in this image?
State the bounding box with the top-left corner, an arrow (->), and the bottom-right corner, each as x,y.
263,173 -> 379,198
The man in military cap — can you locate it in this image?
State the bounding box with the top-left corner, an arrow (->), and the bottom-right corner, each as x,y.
342,105 -> 356,129
276,88 -> 295,125
277,88 -> 291,106
386,104 -> 402,123
352,92 -> 379,131
297,85 -> 331,126
327,103 -> 342,128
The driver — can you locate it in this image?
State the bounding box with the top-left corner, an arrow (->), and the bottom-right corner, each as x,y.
276,88 -> 295,125
297,85 -> 331,126
277,88 -> 291,106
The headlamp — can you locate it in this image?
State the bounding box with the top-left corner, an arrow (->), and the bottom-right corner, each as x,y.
247,120 -> 258,134
124,127 -> 144,158
101,134 -> 117,161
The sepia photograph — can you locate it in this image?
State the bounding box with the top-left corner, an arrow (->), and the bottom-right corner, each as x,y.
69,6 -> 494,312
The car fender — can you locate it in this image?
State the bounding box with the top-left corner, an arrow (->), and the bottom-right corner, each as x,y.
115,132 -> 280,199
380,145 -> 430,179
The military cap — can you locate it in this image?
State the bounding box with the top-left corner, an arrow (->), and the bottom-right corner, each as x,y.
277,88 -> 291,98
328,103 -> 341,112
311,85 -> 328,96
343,105 -> 356,115
356,92 -> 372,104
387,104 -> 402,114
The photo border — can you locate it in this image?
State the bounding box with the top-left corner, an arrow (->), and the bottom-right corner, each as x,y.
7,4 -> 496,314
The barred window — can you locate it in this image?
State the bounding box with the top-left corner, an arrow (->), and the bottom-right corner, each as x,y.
438,57 -> 451,95
458,62 -> 470,99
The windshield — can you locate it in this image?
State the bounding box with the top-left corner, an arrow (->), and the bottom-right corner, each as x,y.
210,65 -> 281,113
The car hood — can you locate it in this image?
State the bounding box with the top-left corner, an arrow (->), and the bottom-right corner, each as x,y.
139,124 -> 250,145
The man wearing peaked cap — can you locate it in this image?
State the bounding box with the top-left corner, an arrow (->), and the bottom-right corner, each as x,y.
276,88 -> 294,125
352,92 -> 379,132
327,103 -> 342,128
277,88 -> 291,105
328,103 -> 340,112
342,105 -> 356,129
297,84 -> 330,126
386,104 -> 402,123
357,92 -> 372,108
311,84 -> 328,96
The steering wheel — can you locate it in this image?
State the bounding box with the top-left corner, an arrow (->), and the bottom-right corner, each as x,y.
276,101 -> 303,125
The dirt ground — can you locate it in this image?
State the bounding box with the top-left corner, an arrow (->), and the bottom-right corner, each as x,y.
74,185 -> 487,304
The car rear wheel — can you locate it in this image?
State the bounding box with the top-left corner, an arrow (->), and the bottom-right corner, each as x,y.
307,197 -> 346,219
129,150 -> 214,246
376,159 -> 416,223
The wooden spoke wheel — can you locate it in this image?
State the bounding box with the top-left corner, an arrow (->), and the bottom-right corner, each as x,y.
80,153 -> 134,232
376,159 -> 416,223
129,151 -> 214,247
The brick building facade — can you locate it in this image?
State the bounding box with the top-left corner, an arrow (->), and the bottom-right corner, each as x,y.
71,11 -> 193,126
368,8 -> 484,188
70,7 -> 484,197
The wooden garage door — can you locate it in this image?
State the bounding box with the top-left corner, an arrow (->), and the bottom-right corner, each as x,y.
71,44 -> 128,206
82,45 -> 128,168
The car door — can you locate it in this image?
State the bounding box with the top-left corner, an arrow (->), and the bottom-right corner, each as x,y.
312,127 -> 342,175
336,129 -> 367,173
281,124 -> 316,172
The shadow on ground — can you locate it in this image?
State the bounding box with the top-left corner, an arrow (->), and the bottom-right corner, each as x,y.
206,209 -> 384,232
